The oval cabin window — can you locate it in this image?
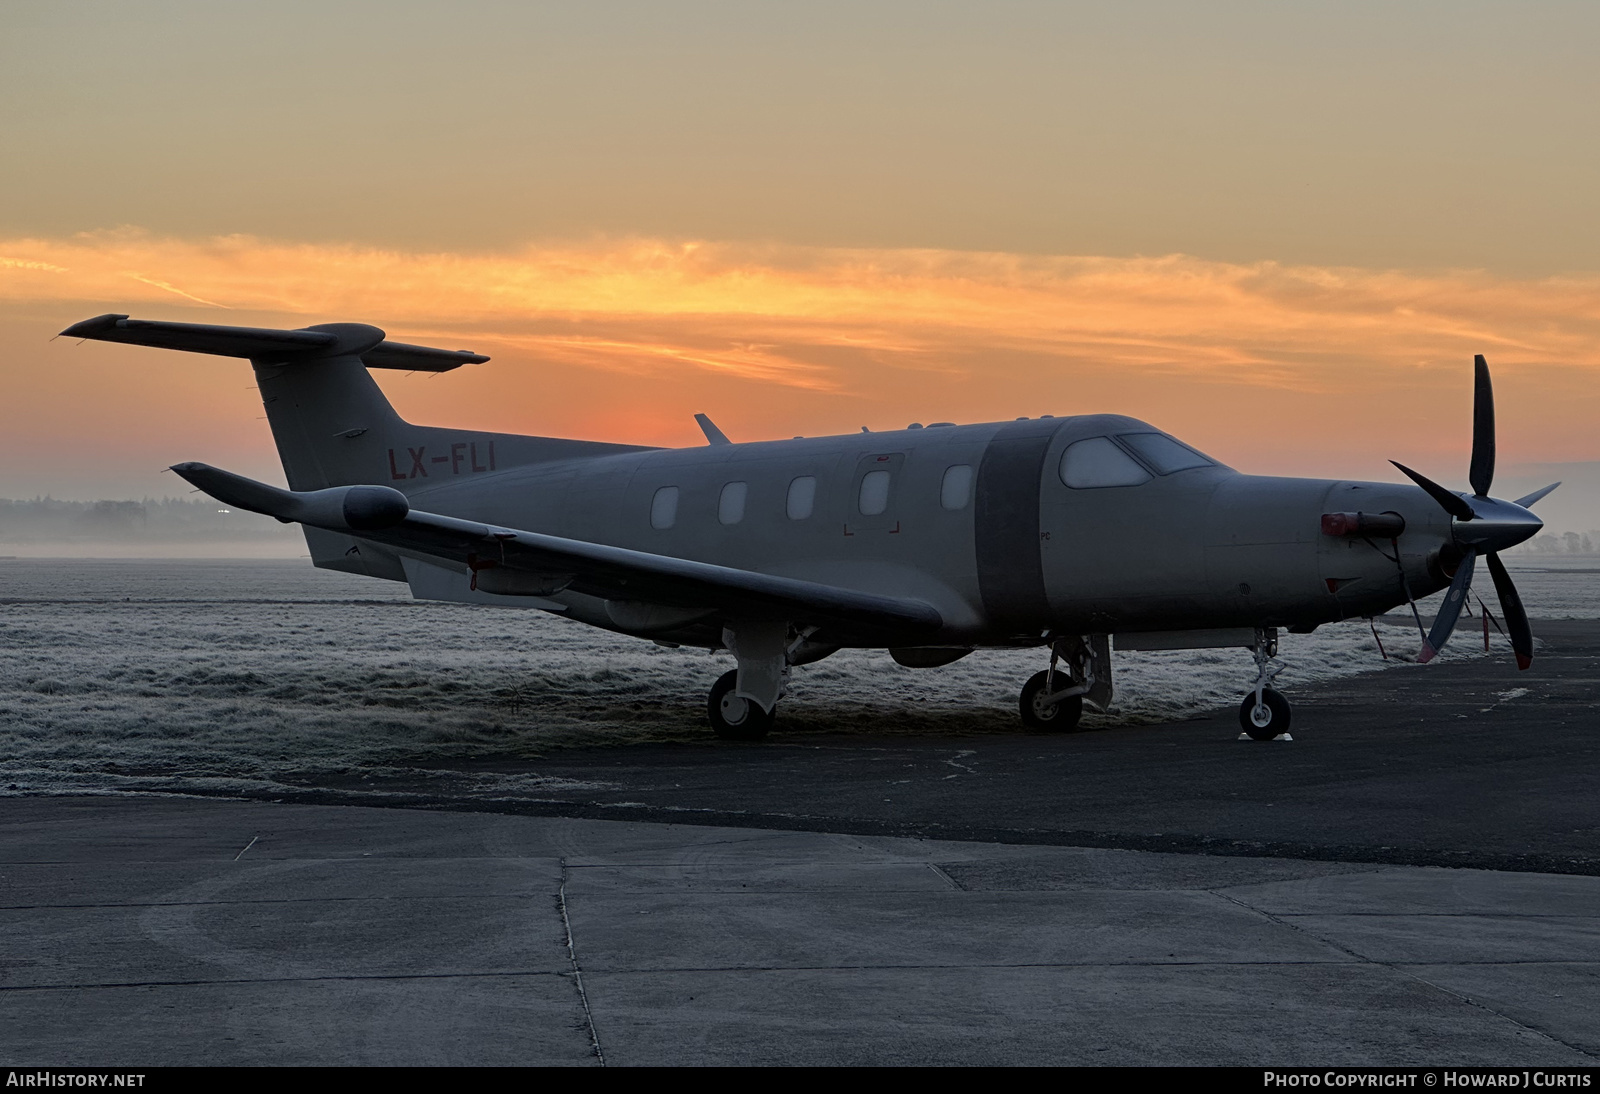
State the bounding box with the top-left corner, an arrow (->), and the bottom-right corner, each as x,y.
940,464 -> 973,510
858,469 -> 891,515
719,481 -> 747,525
650,485 -> 679,529
1059,437 -> 1151,489
787,476 -> 816,520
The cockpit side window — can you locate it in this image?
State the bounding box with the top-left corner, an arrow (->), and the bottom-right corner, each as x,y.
1058,437 -> 1152,489
1117,432 -> 1213,475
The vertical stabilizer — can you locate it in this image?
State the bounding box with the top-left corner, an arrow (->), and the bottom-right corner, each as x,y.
62,313 -> 656,577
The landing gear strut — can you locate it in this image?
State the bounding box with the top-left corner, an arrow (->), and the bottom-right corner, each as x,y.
1019,635 -> 1112,732
1239,627 -> 1291,740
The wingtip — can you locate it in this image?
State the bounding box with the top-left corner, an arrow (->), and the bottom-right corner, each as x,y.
1418,642 -> 1438,664
58,313 -> 129,339
1515,653 -> 1532,671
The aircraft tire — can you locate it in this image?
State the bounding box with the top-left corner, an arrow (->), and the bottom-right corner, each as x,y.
1019,670 -> 1085,733
707,669 -> 774,741
1238,687 -> 1291,741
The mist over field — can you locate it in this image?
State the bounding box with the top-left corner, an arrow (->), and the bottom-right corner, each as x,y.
0,496 -> 302,557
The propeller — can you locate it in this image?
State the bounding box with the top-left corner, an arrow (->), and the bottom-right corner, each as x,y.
1389,355 -> 1555,670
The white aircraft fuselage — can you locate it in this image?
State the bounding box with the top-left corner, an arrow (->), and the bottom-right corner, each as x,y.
383,416 -> 1455,649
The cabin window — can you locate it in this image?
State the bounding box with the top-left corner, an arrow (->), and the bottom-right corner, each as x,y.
858,469 -> 891,515
1118,432 -> 1212,474
940,464 -> 973,510
787,476 -> 816,520
719,481 -> 748,525
1059,437 -> 1151,489
650,485 -> 679,529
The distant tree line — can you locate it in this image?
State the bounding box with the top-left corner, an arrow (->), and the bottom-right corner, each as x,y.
1515,531 -> 1599,554
0,496 -> 299,545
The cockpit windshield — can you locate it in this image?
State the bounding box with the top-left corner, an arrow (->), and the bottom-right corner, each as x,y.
1059,437 -> 1152,489
1117,432 -> 1213,475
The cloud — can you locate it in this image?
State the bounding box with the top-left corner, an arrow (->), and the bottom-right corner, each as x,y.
8,230 -> 1600,394
6,229 -> 1600,494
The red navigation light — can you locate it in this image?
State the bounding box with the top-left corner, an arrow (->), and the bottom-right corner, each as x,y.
1321,511 -> 1406,538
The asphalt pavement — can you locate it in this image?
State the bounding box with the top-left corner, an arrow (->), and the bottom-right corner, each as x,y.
2,620 -> 1597,1065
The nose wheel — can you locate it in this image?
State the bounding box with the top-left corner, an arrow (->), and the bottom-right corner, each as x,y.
1239,687 -> 1291,740
708,669 -> 775,740
1239,628 -> 1291,740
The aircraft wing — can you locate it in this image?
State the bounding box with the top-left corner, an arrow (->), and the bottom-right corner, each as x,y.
171,462 -> 943,640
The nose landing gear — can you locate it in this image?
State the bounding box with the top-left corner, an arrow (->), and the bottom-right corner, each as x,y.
1239,627 -> 1291,740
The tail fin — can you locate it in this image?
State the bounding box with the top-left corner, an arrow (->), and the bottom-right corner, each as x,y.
65,313 -> 651,577
62,314 -> 645,491
62,315 -> 488,491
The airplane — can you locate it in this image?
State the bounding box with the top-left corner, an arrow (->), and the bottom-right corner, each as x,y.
62,313 -> 1557,741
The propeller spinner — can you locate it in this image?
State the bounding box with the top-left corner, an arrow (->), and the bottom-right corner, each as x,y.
1389,356 -> 1555,670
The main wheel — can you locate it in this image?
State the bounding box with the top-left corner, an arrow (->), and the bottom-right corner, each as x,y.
1238,687 -> 1291,740
1019,670 -> 1084,732
707,669 -> 775,740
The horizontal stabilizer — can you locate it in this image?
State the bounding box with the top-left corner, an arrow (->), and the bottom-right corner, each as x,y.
173,461 -> 943,640
61,314 -> 488,372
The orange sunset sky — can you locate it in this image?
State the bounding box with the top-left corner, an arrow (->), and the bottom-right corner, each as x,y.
4,2 -> 1600,527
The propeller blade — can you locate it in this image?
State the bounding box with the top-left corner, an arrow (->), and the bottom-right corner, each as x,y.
1419,547 -> 1477,663
1484,551 -> 1534,670
1514,481 -> 1561,509
1391,461 -> 1476,521
1470,354 -> 1496,497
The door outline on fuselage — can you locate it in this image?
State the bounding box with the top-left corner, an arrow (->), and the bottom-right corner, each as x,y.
843,451 -> 908,537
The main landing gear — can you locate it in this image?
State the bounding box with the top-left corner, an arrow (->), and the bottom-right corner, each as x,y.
1239,627 -> 1291,741
1019,635 -> 1113,732
1020,670 -> 1084,731
708,669 -> 775,741
706,621 -> 801,741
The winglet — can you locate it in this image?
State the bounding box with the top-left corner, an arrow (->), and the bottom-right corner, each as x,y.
695,413 -> 731,445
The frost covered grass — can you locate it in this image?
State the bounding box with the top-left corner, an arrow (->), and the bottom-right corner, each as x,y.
0,559 -> 1574,800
